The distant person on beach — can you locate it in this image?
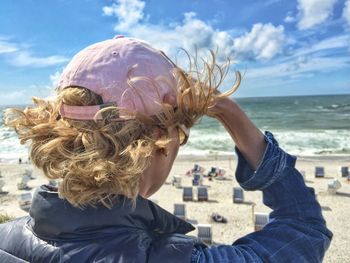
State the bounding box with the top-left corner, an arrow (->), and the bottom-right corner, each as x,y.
0,37 -> 332,262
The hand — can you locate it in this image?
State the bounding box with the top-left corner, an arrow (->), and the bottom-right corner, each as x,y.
206,95 -> 232,118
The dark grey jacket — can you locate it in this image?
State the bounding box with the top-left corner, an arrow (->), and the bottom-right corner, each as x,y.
0,185 -> 200,262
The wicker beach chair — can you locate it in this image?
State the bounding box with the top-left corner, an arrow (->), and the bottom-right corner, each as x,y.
48,180 -> 58,187
327,179 -> 342,195
340,166 -> 349,177
315,167 -> 325,178
17,175 -> 31,190
24,169 -> 34,179
183,187 -> 193,201
254,212 -> 270,231
0,180 -> 5,193
173,203 -> 186,220
192,173 -> 202,186
233,187 -> 244,203
197,186 -> 208,201
172,176 -> 182,188
197,224 -> 212,245
18,192 -> 32,212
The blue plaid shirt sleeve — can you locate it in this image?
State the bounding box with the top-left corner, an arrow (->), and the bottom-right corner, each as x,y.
191,131 -> 333,263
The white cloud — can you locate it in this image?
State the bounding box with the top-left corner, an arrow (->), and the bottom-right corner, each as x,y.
233,23 -> 285,60
310,34 -> 350,51
100,0 -> 349,93
49,71 -> 62,87
0,40 -> 18,54
243,34 -> 350,85
103,1 -> 285,62
343,0 -> 350,26
297,0 -> 338,30
102,0 -> 145,32
0,89 -> 32,105
0,37 -> 69,68
246,55 -> 350,79
285,34 -> 350,59
284,15 -> 296,23
11,52 -> 69,67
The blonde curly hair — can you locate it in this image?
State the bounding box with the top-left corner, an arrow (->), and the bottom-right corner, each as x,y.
4,51 -> 241,208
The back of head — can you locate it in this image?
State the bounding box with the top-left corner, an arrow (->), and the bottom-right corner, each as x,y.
4,36 -> 241,208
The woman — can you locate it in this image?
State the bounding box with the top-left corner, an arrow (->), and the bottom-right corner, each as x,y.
0,36 -> 332,262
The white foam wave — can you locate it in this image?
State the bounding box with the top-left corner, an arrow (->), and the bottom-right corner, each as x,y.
0,127 -> 29,163
1,126 -> 349,163
179,129 -> 350,156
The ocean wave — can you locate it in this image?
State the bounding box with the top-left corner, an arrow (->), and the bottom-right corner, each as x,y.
179,129 -> 350,156
0,126 -> 29,163
273,130 -> 350,156
1,95 -> 350,162
1,126 -> 350,162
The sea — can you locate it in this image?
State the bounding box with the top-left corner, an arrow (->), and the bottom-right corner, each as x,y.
0,94 -> 349,163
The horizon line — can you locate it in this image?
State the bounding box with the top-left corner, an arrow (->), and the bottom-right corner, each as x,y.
0,92 -> 350,107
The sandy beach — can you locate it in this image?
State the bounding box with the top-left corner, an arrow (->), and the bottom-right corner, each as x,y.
0,154 -> 349,262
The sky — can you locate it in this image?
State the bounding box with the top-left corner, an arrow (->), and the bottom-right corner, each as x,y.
0,0 -> 349,105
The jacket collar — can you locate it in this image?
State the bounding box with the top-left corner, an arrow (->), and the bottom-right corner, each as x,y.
29,185 -> 195,240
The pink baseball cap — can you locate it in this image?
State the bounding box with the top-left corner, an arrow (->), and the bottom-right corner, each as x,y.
57,36 -> 178,120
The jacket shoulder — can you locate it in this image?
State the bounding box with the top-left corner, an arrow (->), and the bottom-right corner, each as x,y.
0,216 -> 45,262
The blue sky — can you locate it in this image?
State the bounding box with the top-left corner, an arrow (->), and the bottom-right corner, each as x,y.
0,0 -> 349,105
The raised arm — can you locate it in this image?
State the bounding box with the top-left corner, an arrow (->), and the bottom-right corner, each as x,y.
192,97 -> 333,263
207,97 -> 266,169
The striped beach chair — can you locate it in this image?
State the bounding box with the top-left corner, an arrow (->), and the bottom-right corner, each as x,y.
173,203 -> 186,220
233,187 -> 244,203
254,212 -> 270,231
197,224 -> 212,245
192,173 -> 203,186
0,180 -> 5,193
340,166 -> 349,178
183,187 -> 193,201
197,186 -> 208,201
315,167 -> 325,178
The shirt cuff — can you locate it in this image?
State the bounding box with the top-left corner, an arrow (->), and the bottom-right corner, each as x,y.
235,131 -> 297,191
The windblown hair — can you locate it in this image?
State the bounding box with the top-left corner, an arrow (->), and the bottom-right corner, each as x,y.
4,51 -> 241,208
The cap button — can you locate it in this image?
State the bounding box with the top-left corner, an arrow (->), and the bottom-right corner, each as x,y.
113,35 -> 125,39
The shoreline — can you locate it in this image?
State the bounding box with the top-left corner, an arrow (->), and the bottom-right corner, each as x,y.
176,153 -> 350,162
2,153 -> 350,164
